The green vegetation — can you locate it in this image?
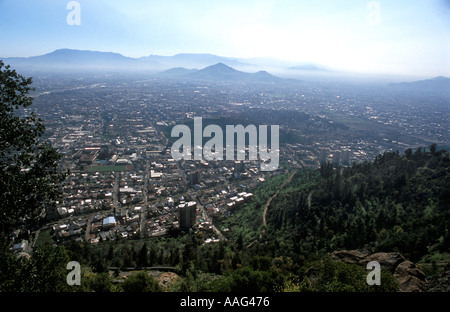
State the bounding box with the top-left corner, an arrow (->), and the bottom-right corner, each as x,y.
87,165 -> 128,172
0,244 -> 72,291
121,271 -> 162,292
34,229 -> 55,246
0,61 -> 66,246
219,172 -> 291,243
264,146 -> 450,262
282,256 -> 399,292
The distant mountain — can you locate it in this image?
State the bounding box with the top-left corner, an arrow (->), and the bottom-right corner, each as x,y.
190,63 -> 244,81
140,53 -> 248,70
389,76 -> 450,91
2,49 -> 140,72
165,63 -> 284,83
156,67 -> 198,79
34,49 -> 131,63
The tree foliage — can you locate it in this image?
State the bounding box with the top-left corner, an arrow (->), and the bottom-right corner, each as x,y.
283,256 -> 399,292
0,244 -> 71,291
121,271 -> 162,292
260,146 -> 450,262
0,61 -> 66,244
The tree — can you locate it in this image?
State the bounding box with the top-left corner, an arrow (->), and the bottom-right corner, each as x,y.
225,266 -> 283,292
121,271 -> 162,292
0,61 -> 66,245
137,242 -> 149,268
290,257 -> 399,292
181,237 -> 195,274
87,272 -> 114,292
0,244 -> 71,291
430,143 -> 437,156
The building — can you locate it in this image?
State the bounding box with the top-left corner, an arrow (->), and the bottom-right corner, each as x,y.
12,240 -> 28,253
178,201 -> 197,230
341,150 -> 351,165
332,152 -> 341,167
234,160 -> 245,173
187,170 -> 200,186
102,216 -> 116,230
319,148 -> 328,164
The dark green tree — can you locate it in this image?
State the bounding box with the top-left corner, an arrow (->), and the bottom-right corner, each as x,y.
87,272 -> 114,292
121,271 -> 162,292
0,61 -> 66,245
137,242 -> 149,268
0,244 -> 71,292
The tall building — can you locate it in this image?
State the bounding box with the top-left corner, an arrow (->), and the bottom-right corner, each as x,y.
332,152 -> 341,167
234,160 -> 245,173
178,201 -> 197,229
341,150 -> 351,166
319,148 -> 328,164
187,170 -> 200,186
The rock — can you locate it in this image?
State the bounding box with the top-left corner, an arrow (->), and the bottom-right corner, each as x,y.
330,250 -> 427,292
157,272 -> 180,289
394,260 -> 427,292
330,249 -> 371,264
361,252 -> 405,273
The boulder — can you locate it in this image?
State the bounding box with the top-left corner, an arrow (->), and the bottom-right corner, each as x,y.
394,260 -> 427,292
361,252 -> 405,273
330,249 -> 371,264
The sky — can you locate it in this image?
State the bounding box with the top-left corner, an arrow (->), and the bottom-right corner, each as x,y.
0,0 -> 449,77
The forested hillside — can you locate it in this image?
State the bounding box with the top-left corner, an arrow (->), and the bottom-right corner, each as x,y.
214,144 -> 450,291
260,145 -> 450,262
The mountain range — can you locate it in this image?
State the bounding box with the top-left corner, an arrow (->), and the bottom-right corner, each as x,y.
1,49 -> 257,73
1,49 -> 449,87
157,62 -> 283,83
1,49 -> 293,83
388,76 -> 450,91
1,48 -> 326,75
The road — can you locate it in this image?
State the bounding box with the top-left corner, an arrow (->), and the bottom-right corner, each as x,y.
84,215 -> 95,242
140,162 -> 150,239
112,171 -> 119,211
197,200 -> 227,241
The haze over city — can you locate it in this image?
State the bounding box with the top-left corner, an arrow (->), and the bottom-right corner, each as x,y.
1,0 -> 449,78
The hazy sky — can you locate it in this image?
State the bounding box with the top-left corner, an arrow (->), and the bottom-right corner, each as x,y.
0,0 -> 449,77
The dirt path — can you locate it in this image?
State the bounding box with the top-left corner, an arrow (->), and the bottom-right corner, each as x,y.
247,171 -> 296,248
261,170 -> 296,227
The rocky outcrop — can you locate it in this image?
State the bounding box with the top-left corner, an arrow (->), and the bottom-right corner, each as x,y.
394,260 -> 427,292
331,249 -> 371,264
331,249 -> 427,292
365,252 -> 406,273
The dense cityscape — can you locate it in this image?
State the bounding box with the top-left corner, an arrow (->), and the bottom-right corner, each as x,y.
10,71 -> 447,257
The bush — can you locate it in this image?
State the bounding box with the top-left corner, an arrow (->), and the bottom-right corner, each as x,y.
121,272 -> 162,292
283,257 -> 399,292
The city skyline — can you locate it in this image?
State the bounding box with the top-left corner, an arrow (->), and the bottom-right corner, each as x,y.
0,0 -> 449,78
